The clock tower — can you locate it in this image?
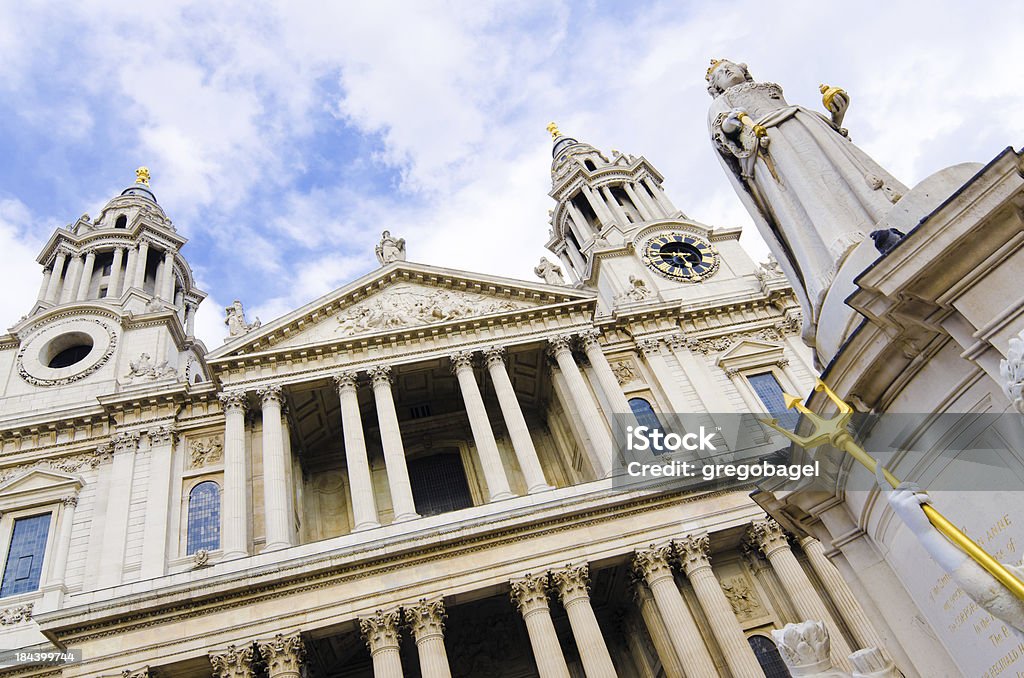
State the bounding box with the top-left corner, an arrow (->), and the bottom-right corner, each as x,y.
544,125 -> 781,319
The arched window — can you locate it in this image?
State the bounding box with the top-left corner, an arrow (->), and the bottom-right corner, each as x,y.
748,635 -> 791,677
114,215 -> 127,229
408,452 -> 474,517
629,397 -> 667,455
186,481 -> 220,554
584,159 -> 597,171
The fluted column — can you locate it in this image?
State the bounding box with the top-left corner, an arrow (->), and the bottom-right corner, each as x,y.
511,574 -> 571,678
406,598 -> 452,678
334,372 -> 380,530
133,239 -> 150,289
552,564 -> 616,678
75,250 -> 96,300
633,544 -> 717,675
579,330 -> 638,434
45,250 -> 67,302
749,518 -> 854,671
368,365 -> 419,522
258,385 -> 292,552
361,609 -> 404,678
676,534 -> 762,678
106,246 -> 125,298
219,391 -> 250,559
800,536 -> 888,654
450,351 -> 515,501
632,583 -> 685,678
484,347 -> 553,493
98,432 -> 139,588
59,254 -> 83,304
257,632 -> 305,678
141,426 -> 175,578
547,336 -> 613,477
210,644 -> 256,678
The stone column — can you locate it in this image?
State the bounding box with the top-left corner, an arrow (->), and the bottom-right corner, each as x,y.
601,186 -> 630,225
406,598 -> 452,678
59,254 -> 83,304
749,518 -> 854,671
450,351 -> 515,501
160,249 -> 176,301
581,184 -> 614,227
551,563 -> 617,678
566,199 -> 594,241
209,644 -> 257,678
632,583 -> 685,678
547,335 -> 613,477
483,347 -> 553,493
636,339 -> 690,414
97,432 -> 139,588
134,239 -> 150,289
334,372 -> 380,531
107,246 -> 125,298
361,609 -> 404,678
368,365 -> 419,522
36,267 -> 53,302
643,176 -> 678,215
257,632 -> 306,678
219,391 -> 250,559
75,250 -> 96,301
800,535 -> 888,654
44,250 -> 66,302
258,385 -> 293,552
725,368 -> 767,418
124,243 -> 139,291
579,330 -> 638,434
47,496 -> 77,589
511,573 -> 571,678
623,183 -> 653,220
140,426 -> 175,578
633,545 -> 717,676
185,302 -> 196,335
676,534 -> 762,678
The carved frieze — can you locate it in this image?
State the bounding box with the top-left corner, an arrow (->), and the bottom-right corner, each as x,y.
0,452 -> 104,484
720,575 -> 762,621
611,361 -> 636,385
0,603 -> 32,625
188,435 -> 224,469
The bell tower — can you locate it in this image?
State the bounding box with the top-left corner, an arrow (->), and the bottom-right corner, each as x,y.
544,125 -> 768,316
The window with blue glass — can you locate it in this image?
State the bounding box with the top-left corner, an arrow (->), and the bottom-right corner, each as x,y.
186,481 -> 221,555
748,372 -> 800,431
0,513 -> 52,598
749,634 -> 792,677
629,397 -> 668,455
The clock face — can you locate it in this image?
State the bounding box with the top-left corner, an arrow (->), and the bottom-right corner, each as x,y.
642,233 -> 719,282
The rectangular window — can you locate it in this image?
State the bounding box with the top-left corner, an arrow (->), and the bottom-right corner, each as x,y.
747,372 -> 800,430
0,513 -> 51,597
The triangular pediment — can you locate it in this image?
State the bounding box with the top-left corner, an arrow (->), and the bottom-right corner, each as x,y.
718,339 -> 782,360
0,469 -> 83,510
208,261 -> 595,359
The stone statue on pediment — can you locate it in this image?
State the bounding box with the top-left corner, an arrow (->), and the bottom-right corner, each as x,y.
376,230 -> 406,265
225,300 -> 260,338
534,257 -> 565,285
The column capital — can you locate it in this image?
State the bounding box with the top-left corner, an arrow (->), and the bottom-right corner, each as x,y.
111,431 -> 140,454
405,597 -> 447,642
551,563 -> 591,605
674,534 -> 712,575
449,350 -> 475,374
256,384 -> 284,405
747,517 -> 791,557
360,609 -> 402,654
332,370 -> 359,391
218,390 -> 249,413
633,543 -> 677,584
148,425 -> 176,446
367,364 -> 393,387
776,358 -> 790,368
209,643 -> 256,678
664,332 -> 691,350
121,667 -> 150,678
510,573 -> 551,615
482,345 -> 506,367
60,495 -> 79,508
636,337 -> 662,356
546,334 -> 575,357
256,632 -> 305,676
577,328 -> 602,350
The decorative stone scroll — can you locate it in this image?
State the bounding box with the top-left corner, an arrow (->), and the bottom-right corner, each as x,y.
209,643 -> 256,678
257,632 -> 305,678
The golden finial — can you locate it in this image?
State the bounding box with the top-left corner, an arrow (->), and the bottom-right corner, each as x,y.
546,122 -> 561,139
819,83 -> 846,111
135,167 -> 151,186
705,58 -> 723,81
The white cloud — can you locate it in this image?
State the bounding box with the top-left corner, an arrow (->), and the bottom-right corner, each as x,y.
0,200 -> 47,332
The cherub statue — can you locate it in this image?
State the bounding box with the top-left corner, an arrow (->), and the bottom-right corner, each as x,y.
375,230 -> 406,265
534,257 -> 565,285
128,353 -> 154,377
225,300 -> 261,338
624,275 -> 652,301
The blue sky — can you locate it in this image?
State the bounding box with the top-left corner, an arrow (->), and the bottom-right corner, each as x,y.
1,1 -> 1022,346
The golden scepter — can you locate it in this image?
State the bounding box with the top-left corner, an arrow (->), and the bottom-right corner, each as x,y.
760,379 -> 1024,601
